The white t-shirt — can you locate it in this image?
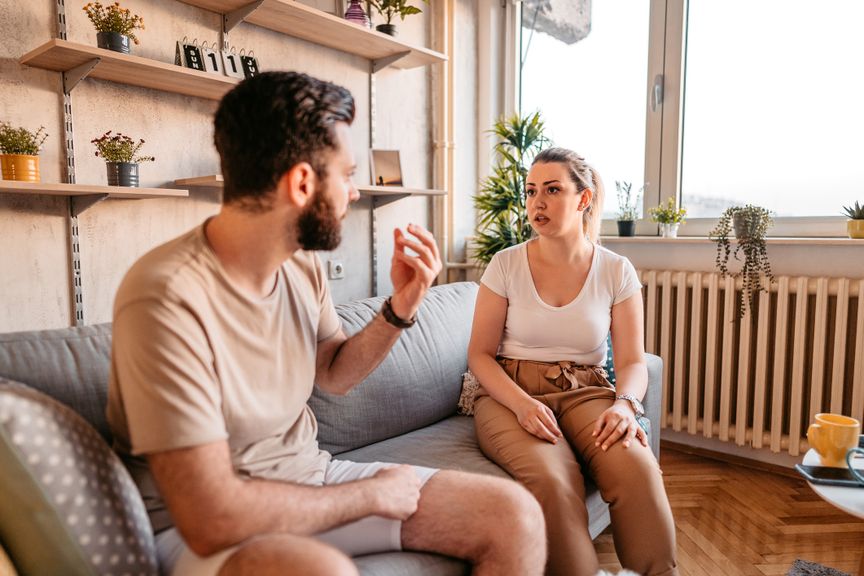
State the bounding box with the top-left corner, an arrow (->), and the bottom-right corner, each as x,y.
480,241 -> 642,365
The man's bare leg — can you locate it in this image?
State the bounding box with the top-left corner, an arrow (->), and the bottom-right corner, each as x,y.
218,533 -> 359,576
401,470 -> 547,576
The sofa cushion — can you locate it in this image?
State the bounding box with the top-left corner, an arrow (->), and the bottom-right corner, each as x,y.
0,378 -> 158,576
312,282 -> 479,454
0,323 -> 112,442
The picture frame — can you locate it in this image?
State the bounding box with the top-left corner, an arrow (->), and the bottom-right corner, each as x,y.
370,149 -> 403,187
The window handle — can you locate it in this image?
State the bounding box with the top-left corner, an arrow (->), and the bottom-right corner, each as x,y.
652,74 -> 664,112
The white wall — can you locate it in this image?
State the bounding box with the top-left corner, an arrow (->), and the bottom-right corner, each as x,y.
0,0 -> 472,331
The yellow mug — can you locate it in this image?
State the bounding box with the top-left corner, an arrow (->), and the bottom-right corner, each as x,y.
807,413 -> 861,467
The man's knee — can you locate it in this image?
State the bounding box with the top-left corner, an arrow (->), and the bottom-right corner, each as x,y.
218,535 -> 359,576
486,478 -> 546,543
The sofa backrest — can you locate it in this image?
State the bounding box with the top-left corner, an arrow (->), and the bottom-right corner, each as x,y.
313,282 -> 479,454
0,282 -> 480,454
0,323 -> 113,442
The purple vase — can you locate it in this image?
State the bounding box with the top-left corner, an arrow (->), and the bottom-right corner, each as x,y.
344,0 -> 370,27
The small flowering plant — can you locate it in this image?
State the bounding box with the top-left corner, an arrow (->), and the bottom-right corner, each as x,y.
615,180 -> 644,221
91,132 -> 154,163
649,197 -> 687,225
83,2 -> 145,44
0,122 -> 48,155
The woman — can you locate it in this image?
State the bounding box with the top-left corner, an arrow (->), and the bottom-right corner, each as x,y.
468,147 -> 678,576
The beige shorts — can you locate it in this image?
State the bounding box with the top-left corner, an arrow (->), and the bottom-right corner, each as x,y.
155,459 -> 438,576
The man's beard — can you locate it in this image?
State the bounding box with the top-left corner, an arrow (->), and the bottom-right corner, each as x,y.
297,187 -> 342,251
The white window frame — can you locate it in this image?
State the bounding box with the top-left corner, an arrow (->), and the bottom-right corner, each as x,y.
514,0 -> 849,238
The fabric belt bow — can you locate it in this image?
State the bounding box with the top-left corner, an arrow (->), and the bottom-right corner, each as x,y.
543,361 -> 612,391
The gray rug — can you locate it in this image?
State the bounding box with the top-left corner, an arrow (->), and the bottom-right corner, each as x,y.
787,559 -> 850,576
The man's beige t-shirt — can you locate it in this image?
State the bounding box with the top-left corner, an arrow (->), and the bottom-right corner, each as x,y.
106,223 -> 341,533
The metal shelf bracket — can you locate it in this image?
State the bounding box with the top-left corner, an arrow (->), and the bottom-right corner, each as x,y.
62,58 -> 100,92
70,194 -> 109,217
225,0 -> 265,33
372,51 -> 411,73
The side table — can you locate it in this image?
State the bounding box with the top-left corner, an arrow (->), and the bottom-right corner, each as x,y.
802,449 -> 864,574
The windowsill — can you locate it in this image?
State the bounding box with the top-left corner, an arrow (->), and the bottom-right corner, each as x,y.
600,236 -> 864,246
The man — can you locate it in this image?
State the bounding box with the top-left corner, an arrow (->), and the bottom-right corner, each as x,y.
107,71 -> 546,576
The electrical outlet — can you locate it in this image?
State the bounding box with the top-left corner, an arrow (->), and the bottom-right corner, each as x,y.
328,259 -> 345,280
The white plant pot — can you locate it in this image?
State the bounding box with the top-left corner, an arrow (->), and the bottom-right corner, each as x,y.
660,223 -> 679,238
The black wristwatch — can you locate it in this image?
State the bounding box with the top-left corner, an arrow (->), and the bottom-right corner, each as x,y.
380,297 -> 416,329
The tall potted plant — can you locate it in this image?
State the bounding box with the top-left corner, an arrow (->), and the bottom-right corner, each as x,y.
91,131 -> 154,187
0,122 -> 48,182
367,0 -> 428,36
615,181 -> 642,237
83,1 -> 145,54
842,201 -> 864,239
709,204 -> 774,319
472,111 -> 549,266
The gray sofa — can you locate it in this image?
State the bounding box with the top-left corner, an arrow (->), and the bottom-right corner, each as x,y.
0,281 -> 662,575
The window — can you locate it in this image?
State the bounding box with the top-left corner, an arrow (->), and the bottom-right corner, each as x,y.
517,0 -> 858,235
520,0 -> 654,219
681,0 -> 864,219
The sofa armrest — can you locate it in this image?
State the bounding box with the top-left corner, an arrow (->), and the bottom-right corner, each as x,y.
643,353 -> 663,459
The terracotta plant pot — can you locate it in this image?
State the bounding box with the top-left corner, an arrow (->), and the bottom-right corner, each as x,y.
376,23 -> 397,36
106,162 -> 139,187
617,220 -> 635,237
848,219 -> 864,239
97,32 -> 131,54
0,154 -> 40,182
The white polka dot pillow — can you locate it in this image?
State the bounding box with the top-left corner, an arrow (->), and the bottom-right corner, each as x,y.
0,379 -> 158,576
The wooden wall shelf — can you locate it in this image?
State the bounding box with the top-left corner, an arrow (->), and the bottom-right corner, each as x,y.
0,181 -> 188,199
0,181 -> 189,216
20,39 -> 239,100
178,0 -> 447,71
175,175 -> 444,203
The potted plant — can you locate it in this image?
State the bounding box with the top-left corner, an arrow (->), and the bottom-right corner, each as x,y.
83,2 -> 145,54
649,197 -> 687,238
842,201 -> 864,239
0,122 -> 48,182
709,204 -> 774,319
91,131 -> 154,187
615,181 -> 642,237
472,110 -> 549,266
367,0 -> 428,36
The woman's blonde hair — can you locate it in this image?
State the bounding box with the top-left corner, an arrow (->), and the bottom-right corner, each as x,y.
531,147 -> 604,243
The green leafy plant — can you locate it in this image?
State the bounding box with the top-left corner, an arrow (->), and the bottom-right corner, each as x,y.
709,204 -> 774,319
472,111 -> 549,266
83,2 -> 145,44
649,197 -> 687,224
615,181 -> 643,221
367,0 -> 428,25
842,201 -> 864,220
91,132 -> 154,163
0,122 -> 48,155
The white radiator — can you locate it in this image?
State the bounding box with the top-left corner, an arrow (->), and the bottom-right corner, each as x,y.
640,270 -> 864,455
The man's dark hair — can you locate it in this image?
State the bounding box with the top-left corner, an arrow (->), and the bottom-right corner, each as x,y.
214,71 -> 355,211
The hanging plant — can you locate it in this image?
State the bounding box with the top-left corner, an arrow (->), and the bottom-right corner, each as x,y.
709,204 -> 774,319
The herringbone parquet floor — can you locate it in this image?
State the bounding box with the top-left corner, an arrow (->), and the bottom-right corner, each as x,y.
593,446 -> 864,575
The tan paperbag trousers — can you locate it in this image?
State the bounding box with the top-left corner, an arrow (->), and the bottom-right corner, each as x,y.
473,358 -> 678,576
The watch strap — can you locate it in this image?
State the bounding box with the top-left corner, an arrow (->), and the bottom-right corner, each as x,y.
381,297 -> 416,329
615,393 -> 645,418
